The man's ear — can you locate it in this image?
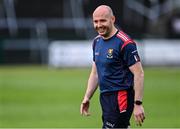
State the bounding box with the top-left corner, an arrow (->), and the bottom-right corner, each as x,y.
112,16 -> 115,23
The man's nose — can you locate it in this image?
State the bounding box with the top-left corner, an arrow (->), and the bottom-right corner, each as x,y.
97,22 -> 102,28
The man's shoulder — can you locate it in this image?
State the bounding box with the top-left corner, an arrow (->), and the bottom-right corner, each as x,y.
93,35 -> 101,42
93,35 -> 101,47
116,30 -> 132,42
116,30 -> 135,51
92,35 -> 101,50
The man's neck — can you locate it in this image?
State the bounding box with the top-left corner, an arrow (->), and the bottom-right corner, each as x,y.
102,27 -> 118,40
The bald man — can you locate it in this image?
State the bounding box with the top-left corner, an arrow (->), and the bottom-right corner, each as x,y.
80,5 -> 145,128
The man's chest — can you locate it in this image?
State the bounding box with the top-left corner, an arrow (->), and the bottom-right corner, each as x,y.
94,42 -> 121,65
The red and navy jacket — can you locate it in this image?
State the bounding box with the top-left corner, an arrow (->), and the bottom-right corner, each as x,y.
93,30 -> 140,93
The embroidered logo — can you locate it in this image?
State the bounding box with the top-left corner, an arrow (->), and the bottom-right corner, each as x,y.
107,48 -> 113,59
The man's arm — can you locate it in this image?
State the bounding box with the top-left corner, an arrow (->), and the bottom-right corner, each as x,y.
80,62 -> 98,116
129,62 -> 145,126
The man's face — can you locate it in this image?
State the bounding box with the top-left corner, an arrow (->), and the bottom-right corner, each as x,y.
93,12 -> 114,38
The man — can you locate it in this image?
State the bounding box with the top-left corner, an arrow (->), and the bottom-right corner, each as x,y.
80,5 -> 145,128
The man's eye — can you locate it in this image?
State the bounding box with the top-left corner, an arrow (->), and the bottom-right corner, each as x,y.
100,20 -> 106,22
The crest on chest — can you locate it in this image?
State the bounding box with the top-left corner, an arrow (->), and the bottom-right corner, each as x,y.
107,48 -> 114,59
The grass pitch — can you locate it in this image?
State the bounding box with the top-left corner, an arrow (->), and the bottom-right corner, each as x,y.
0,66 -> 180,128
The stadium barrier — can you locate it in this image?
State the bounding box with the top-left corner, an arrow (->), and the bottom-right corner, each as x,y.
48,40 -> 180,67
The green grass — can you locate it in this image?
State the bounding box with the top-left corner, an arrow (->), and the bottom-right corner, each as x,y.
0,66 -> 180,128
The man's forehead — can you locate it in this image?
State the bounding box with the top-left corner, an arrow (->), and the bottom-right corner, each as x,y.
93,10 -> 110,20
93,7 -> 109,16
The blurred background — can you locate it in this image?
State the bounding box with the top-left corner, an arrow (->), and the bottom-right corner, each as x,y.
0,0 -> 180,128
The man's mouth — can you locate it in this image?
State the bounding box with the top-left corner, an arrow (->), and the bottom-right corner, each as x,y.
97,27 -> 106,33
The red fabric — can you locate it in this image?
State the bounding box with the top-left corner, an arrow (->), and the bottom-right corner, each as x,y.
116,31 -> 135,51
121,40 -> 134,51
116,31 -> 130,42
117,90 -> 127,113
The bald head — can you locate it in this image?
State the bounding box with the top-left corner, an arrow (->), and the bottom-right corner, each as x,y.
92,5 -> 117,39
93,5 -> 114,18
